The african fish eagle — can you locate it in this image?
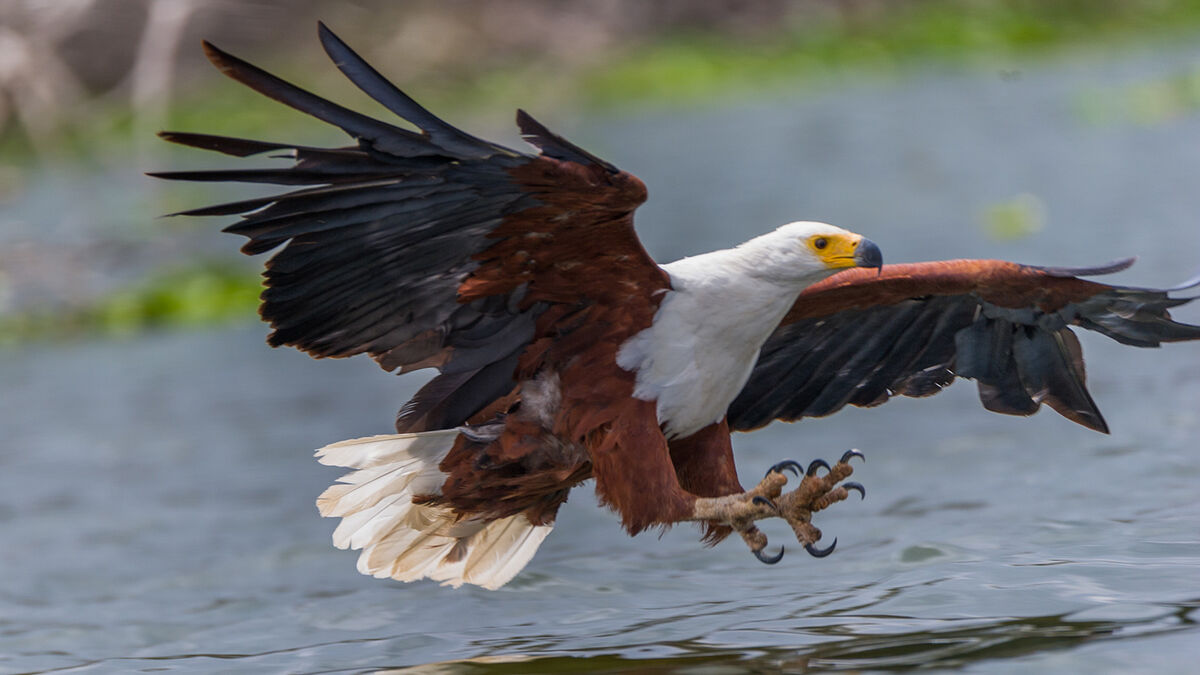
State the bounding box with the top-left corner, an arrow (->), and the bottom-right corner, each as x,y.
153,24 -> 1200,590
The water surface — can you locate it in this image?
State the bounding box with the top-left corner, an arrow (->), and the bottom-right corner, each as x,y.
4,41 -> 1200,673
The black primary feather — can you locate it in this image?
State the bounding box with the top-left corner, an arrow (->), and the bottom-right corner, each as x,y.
153,25 -> 564,432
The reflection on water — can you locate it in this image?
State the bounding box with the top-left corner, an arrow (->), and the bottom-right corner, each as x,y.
805,604 -> 1197,670
373,602 -> 1200,673
5,39 -> 1200,674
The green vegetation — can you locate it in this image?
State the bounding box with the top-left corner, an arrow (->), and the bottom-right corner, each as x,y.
13,0 -> 1200,159
582,0 -> 1200,106
980,193 -> 1045,242
1077,63 -> 1200,126
190,0 -> 1200,125
0,262 -> 261,346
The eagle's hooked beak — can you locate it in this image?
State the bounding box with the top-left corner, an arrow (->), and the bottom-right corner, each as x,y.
855,238 -> 883,275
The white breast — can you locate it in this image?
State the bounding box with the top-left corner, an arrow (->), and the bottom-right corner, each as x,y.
616,251 -> 804,439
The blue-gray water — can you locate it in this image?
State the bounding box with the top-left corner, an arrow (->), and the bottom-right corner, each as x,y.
4,43 -> 1200,673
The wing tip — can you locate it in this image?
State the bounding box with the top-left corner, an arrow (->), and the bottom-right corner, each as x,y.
199,38 -> 268,90
1074,410 -> 1111,434
317,20 -> 345,64
316,20 -> 339,51
1166,269 -> 1200,293
514,109 -> 618,172
200,39 -> 231,72
1035,256 -> 1137,279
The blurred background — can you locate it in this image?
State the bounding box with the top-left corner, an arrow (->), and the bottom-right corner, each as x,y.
4,2 -> 1200,673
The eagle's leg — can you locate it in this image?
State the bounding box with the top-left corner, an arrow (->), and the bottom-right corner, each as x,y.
597,407 -> 863,562
689,450 -> 866,562
770,449 -> 867,557
688,469 -> 790,561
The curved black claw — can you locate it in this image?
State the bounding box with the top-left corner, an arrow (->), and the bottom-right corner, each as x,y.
806,459 -> 831,477
805,538 -> 838,558
765,460 -> 804,478
840,449 -> 866,464
752,495 -> 779,512
753,545 -> 785,565
843,481 -> 866,499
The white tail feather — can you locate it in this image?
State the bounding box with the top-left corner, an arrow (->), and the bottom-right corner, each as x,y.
315,432 -> 552,590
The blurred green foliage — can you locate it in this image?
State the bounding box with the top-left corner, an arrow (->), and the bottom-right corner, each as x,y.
583,0 -> 1200,105
0,262 -> 261,346
980,193 -> 1046,242
1077,64 -> 1200,126
12,0 -> 1200,159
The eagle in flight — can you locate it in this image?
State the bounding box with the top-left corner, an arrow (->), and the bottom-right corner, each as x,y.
154,24 -> 1200,590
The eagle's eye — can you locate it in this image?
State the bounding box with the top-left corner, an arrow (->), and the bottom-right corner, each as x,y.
813,237 -> 828,250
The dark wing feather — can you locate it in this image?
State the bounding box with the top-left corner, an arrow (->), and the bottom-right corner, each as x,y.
316,23 -> 503,160
728,259 -> 1200,433
155,25 -> 667,431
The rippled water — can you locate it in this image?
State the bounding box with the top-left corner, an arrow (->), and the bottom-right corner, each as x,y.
4,41 -> 1200,673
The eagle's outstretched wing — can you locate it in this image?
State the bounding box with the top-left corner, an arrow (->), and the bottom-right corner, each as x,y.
729,259 -> 1200,433
152,24 -> 668,432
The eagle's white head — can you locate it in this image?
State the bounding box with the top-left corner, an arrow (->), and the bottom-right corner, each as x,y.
733,220 -> 883,286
